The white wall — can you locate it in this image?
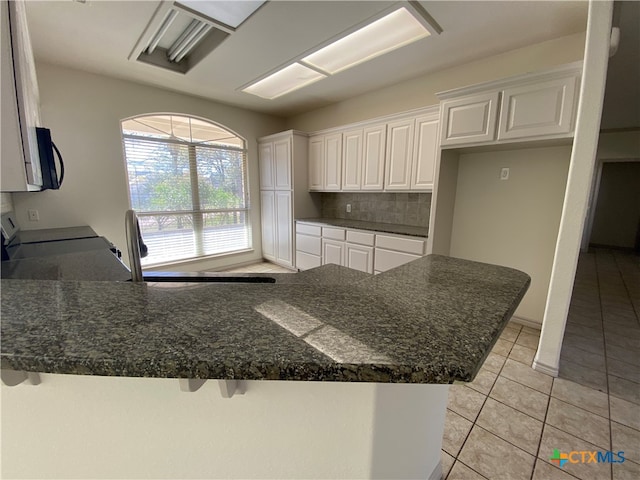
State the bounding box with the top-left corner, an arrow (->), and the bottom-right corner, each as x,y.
1,374 -> 448,479
0,192 -> 13,214
287,32 -> 585,132
11,63 -> 286,271
590,161 -> 640,249
449,146 -> 572,325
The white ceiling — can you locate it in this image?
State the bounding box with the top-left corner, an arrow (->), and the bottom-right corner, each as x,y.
25,0 -> 590,118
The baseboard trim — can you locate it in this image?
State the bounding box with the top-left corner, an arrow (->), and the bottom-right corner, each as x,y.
428,460 -> 442,480
510,316 -> 542,330
532,358 -> 559,377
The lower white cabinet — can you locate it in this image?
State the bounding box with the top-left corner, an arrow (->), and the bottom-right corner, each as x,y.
374,233 -> 427,273
261,190 -> 294,268
322,238 -> 345,266
295,222 -> 427,274
295,223 -> 322,270
374,249 -> 421,273
346,244 -> 374,273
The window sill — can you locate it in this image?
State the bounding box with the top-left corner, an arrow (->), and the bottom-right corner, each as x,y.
143,249 -> 255,271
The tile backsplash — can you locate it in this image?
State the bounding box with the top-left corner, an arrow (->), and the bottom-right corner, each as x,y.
320,192 -> 431,227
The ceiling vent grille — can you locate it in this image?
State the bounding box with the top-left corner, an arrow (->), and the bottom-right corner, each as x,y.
129,1 -> 265,74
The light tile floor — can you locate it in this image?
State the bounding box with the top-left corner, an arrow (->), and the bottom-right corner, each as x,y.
222,255 -> 639,480
220,261 -> 295,274
443,249 -> 639,480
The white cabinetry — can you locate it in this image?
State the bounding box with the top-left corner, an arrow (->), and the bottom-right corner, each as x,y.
345,230 -> 375,274
438,63 -> 581,148
308,137 -> 324,191
361,124 -> 387,190
497,76 -> 578,140
260,191 -> 276,260
411,114 -> 439,190
384,119 -> 415,190
341,129 -> 363,190
1,0 -> 43,192
308,108 -> 438,193
259,131 -> 319,269
260,190 -> 293,267
295,222 -> 322,270
439,92 -> 500,147
295,221 -> 426,274
308,133 -> 342,191
374,233 -> 427,274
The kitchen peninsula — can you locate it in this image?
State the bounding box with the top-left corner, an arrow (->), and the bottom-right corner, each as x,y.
2,256 -> 529,479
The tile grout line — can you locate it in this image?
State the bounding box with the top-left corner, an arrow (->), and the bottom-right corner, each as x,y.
596,249 -> 615,480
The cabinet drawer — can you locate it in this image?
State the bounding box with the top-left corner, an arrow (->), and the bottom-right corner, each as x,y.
346,230 -> 375,246
322,227 -> 345,241
375,234 -> 426,255
296,233 -> 321,255
296,223 -> 321,236
374,248 -> 421,272
296,251 -> 321,271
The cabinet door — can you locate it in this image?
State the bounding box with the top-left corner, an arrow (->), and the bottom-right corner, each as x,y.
497,76 -> 578,140
260,191 -> 275,261
361,124 -> 386,191
273,137 -> 292,190
440,92 -> 499,146
308,136 -> 324,191
275,191 -> 293,267
322,239 -> 344,266
346,243 -> 373,273
324,133 -> 343,191
341,129 -> 362,190
385,119 -> 414,190
374,248 -> 420,272
411,115 -> 439,190
258,142 -> 274,189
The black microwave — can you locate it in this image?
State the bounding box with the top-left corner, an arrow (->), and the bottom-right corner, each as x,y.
36,127 -> 64,190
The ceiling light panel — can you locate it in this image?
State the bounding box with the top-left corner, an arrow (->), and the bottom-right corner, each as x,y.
242,63 -> 327,100
302,7 -> 431,75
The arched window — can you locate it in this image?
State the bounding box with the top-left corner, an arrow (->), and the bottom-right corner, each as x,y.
121,114 -> 250,266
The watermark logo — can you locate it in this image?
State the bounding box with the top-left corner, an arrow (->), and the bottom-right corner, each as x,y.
550,449 -> 625,468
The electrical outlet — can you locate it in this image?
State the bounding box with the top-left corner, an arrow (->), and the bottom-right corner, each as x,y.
28,209 -> 39,221
346,204 -> 351,213
500,168 -> 510,180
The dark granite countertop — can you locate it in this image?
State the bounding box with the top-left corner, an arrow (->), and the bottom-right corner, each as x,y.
1,255 -> 529,384
296,218 -> 428,237
1,248 -> 131,282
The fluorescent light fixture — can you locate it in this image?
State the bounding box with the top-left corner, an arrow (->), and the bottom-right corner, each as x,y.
176,1 -> 266,29
302,7 -> 431,75
242,63 -> 327,99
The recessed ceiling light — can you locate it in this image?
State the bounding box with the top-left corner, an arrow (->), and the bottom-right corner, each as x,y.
301,7 -> 432,75
242,63 -> 327,100
175,1 -> 266,30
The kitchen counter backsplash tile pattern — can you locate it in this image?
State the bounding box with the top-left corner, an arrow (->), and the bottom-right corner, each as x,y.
320,193 -> 431,227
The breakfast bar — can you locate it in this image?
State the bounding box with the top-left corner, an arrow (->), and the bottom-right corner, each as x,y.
1,255 -> 529,479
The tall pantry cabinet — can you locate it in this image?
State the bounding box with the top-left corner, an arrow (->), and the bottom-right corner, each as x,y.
258,131 -> 319,269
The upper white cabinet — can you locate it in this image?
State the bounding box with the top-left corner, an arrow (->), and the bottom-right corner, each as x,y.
324,133 -> 343,191
309,107 -> 439,193
341,128 -> 363,190
308,136 -> 324,190
439,92 -> 499,147
308,133 -> 342,191
384,119 -> 415,190
497,76 -> 577,141
438,62 -> 582,148
259,138 -> 292,190
411,114 -> 439,190
361,124 -> 387,190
